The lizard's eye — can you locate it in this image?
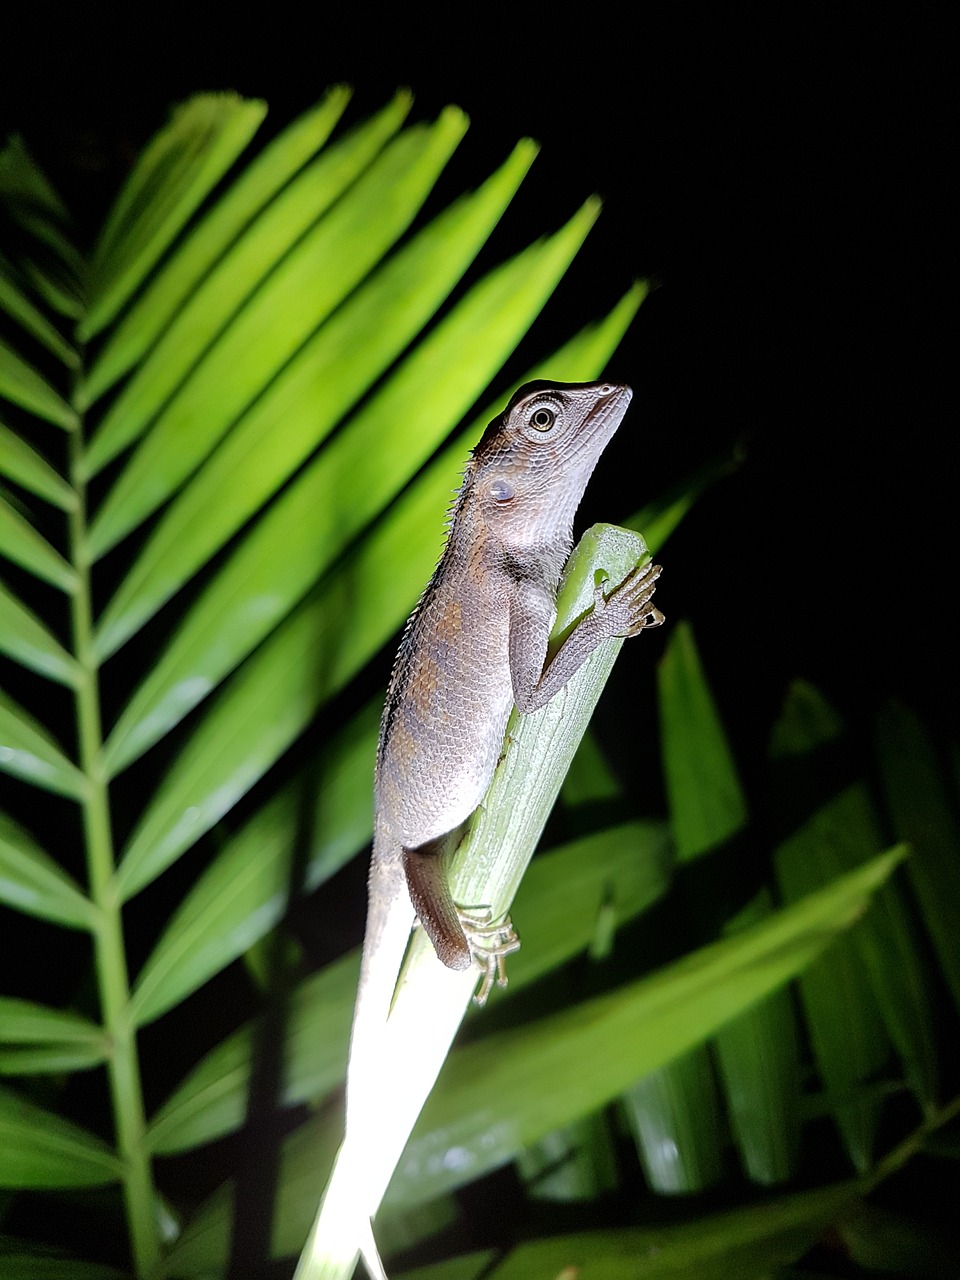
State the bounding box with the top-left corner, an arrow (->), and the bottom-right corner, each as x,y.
529,406 -> 556,431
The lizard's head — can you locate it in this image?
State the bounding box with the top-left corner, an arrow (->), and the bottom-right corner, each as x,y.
501,379 -> 631,449
469,380 -> 633,541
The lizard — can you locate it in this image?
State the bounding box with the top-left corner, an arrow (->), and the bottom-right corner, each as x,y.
342,379 -> 663,1277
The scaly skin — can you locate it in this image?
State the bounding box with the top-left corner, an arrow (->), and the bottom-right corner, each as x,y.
342,379 -> 663,1278
351,382 -> 663,1107
374,379 -> 662,977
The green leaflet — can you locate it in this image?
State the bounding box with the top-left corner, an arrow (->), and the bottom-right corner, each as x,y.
87,107 -> 469,556
82,86 -> 357,404
83,94 -> 268,338
640,621 -> 755,1193
0,491 -> 76,590
0,335 -> 77,429
84,93 -> 409,453
876,700 -> 960,1015
711,890 -> 803,1186
773,682 -> 938,1150
776,803 -> 890,1172
0,996 -> 108,1072
657,620 -> 747,860
0,577 -> 80,685
0,135 -> 84,316
0,690 -> 86,798
0,418 -> 76,509
623,1047 -> 724,1194
0,133 -> 71,221
0,810 -> 95,927
515,1113 -> 619,1204
479,1185 -> 854,1280
0,1252 -> 128,1280
0,1087 -> 122,1187
0,996 -> 103,1044
0,1045 -> 109,1074
0,251 -> 79,367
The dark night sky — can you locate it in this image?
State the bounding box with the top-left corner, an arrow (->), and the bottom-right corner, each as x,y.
2,4 -> 954,764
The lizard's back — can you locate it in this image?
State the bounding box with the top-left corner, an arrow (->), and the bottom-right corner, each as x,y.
376,538 -> 518,850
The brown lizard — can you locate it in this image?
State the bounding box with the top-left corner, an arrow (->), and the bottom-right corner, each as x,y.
349,379 -> 662,1076
327,379 -> 664,1280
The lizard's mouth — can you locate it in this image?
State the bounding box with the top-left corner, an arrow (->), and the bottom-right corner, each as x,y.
577,383 -> 633,452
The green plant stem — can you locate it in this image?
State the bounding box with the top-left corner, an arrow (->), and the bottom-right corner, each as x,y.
862,1090 -> 960,1193
67,425 -> 159,1277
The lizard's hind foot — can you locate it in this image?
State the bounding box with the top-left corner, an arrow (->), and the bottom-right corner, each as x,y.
457,907 -> 521,1006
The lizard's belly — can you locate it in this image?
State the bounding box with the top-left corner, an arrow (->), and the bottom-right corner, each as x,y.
376,608 -> 515,849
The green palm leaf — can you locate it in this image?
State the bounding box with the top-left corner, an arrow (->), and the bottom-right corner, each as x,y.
0,90 -> 658,1277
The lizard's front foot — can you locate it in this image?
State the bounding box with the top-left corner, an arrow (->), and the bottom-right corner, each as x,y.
597,560 -> 664,636
457,907 -> 521,1006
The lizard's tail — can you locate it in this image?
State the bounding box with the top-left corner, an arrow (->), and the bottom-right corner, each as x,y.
295,829 -> 414,1278
345,827 -> 414,1131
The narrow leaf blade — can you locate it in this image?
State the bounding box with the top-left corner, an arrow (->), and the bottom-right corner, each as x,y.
85,91 -> 409,455
82,94 -> 267,338
0,809 -> 95,927
0,997 -> 104,1045
0,494 -> 77,591
0,256 -> 79,367
0,578 -> 79,684
87,107 -> 469,556
0,1247 -> 128,1280
82,86 -> 357,404
712,890 -> 802,1185
485,1186 -> 854,1280
774,801 -> 891,1172
623,1048 -> 724,1193
657,620 -> 747,860
0,690 -> 86,797
0,1088 -> 122,1187
875,700 -> 960,1013
0,336 -> 77,429
0,1046 -> 109,1075
0,419 -> 76,510
774,683 -> 938,1114
130,700 -> 379,1025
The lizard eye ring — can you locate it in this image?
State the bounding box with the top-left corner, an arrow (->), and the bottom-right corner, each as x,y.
529,406 -> 556,431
